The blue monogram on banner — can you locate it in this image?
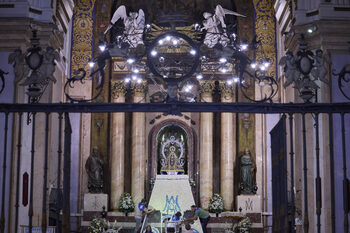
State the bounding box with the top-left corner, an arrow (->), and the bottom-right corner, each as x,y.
162,195 -> 181,216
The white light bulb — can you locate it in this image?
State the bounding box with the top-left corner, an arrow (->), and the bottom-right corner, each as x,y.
151,50 -> 157,56
227,79 -> 233,85
124,78 -> 130,83
219,58 -> 227,63
133,68 -> 140,73
240,44 -> 248,51
196,74 -> 203,80
146,24 -> 151,28
190,49 -> 196,55
137,78 -> 142,84
99,44 -> 106,52
158,39 -> 164,45
307,28 -> 313,34
132,75 -> 137,80
88,61 -> 95,68
250,63 -> 257,69
233,77 -> 239,83
260,65 -> 266,71
263,62 -> 270,68
127,58 -> 135,64
172,39 -> 178,45
166,36 -> 171,41
221,68 -> 228,73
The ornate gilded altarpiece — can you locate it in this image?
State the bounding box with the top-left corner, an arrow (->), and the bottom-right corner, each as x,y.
70,0 -> 277,196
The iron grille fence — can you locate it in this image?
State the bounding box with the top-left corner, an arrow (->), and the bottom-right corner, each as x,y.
0,102 -> 349,233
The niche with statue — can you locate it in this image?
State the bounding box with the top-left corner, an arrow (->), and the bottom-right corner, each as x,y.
156,124 -> 189,175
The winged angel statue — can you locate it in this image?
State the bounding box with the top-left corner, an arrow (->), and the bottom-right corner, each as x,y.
311,49 -> 331,84
8,49 -> 30,83
105,5 -> 145,48
279,49 -> 330,90
202,5 -> 246,48
279,51 -> 301,88
8,47 -> 60,87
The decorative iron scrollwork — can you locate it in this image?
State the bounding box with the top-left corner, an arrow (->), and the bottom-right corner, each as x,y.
64,48 -> 110,102
0,69 -> 8,94
333,64 -> 350,101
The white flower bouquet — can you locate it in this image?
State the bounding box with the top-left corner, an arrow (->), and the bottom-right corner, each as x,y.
232,217 -> 252,233
208,193 -> 224,213
189,178 -> 195,188
89,217 -> 120,233
118,192 -> 135,213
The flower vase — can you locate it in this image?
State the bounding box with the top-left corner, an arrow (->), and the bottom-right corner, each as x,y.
125,212 -> 128,216
216,213 -> 219,217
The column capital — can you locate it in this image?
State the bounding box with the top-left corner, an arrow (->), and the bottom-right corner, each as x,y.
111,81 -> 127,99
200,81 -> 215,97
131,81 -> 148,98
219,81 -> 234,101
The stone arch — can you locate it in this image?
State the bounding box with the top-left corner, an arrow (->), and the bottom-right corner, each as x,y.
146,119 -> 197,198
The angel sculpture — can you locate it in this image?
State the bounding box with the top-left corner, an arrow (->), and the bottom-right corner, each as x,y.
104,5 -> 145,48
311,49 -> 331,84
39,46 -> 60,83
8,49 -> 30,83
202,5 -> 246,48
279,51 -> 301,88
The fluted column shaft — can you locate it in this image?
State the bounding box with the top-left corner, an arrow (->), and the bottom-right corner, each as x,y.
199,82 -> 215,208
131,82 -> 147,204
110,81 -> 127,210
219,83 -> 235,210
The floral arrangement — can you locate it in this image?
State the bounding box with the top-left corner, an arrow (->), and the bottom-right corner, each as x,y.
149,178 -> 155,189
118,192 -> 135,213
232,217 -> 252,233
189,178 -> 195,188
208,193 -> 224,213
89,217 -> 119,233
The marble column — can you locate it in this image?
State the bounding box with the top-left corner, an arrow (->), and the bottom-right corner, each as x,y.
199,81 -> 215,208
110,81 -> 127,210
219,82 -> 235,210
131,81 -> 147,204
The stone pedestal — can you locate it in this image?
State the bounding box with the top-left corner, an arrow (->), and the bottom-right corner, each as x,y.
84,193 -> 108,211
236,195 -> 261,213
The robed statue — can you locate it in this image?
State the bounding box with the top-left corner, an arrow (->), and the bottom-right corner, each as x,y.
240,148 -> 257,194
85,146 -> 104,193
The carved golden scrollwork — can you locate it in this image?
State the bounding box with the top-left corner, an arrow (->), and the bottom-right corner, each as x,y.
131,81 -> 148,98
219,81 -> 234,101
199,81 -> 215,97
111,81 -> 127,99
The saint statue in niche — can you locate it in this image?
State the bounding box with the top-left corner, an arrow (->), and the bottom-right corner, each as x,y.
160,135 -> 185,175
85,146 -> 104,193
239,148 -> 257,194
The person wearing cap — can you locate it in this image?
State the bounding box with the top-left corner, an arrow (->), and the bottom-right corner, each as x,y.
134,199 -> 154,233
183,205 -> 210,233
